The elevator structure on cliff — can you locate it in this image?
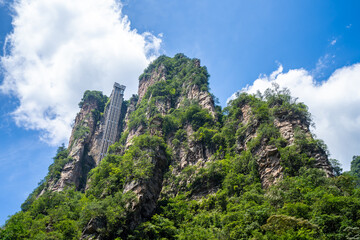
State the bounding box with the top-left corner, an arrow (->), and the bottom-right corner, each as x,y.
99,82 -> 126,160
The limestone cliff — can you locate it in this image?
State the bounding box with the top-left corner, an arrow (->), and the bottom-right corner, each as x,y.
45,91 -> 110,192
46,99 -> 96,192
233,100 -> 333,188
116,54 -> 218,231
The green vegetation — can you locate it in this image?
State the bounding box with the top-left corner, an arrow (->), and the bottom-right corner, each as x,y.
350,156 -> 360,177
139,53 -> 209,92
87,134 -> 171,198
348,155 -> 360,187
1,189 -> 83,240
2,54 -> 360,239
20,145 -> 72,214
78,90 -> 108,122
0,134 -> 167,239
132,168 -> 360,239
224,88 -> 327,176
72,124 -> 90,141
78,90 -> 108,110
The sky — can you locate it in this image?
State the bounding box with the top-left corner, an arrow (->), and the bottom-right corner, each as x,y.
1,0 -> 360,225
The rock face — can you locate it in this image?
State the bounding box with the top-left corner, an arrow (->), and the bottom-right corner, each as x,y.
138,64 -> 166,103
232,101 -> 333,188
118,55 -> 218,230
81,217 -> 106,240
179,83 -> 216,117
274,118 -> 333,177
122,142 -> 169,230
230,103 -> 284,188
47,98 -> 100,192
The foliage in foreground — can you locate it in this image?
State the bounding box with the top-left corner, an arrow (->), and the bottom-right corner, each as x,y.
2,167 -> 360,239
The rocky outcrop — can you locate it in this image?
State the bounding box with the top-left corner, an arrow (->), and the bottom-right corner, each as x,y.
274,117 -> 333,177
274,118 -> 305,145
138,64 -> 166,103
81,217 -> 106,240
47,98 -> 103,192
46,86 -> 127,193
112,56 -> 218,231
234,102 -> 333,188
123,143 -> 169,230
179,83 -> 216,117
233,104 -> 284,188
88,119 -> 106,166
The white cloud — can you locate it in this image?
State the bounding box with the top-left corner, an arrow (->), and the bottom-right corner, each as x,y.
0,0 -> 161,145
228,63 -> 360,170
330,39 -> 337,45
312,54 -> 335,78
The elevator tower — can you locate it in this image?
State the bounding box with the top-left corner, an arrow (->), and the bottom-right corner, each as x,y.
99,82 -> 125,160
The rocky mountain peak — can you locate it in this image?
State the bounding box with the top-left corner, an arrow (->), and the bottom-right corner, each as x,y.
6,54 -> 340,240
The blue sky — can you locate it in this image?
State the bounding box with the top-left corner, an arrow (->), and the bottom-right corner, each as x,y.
1,0 -> 360,225
124,0 -> 360,100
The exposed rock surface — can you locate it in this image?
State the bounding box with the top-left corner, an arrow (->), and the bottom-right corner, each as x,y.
81,217 -> 106,240
117,58 -> 217,230
274,117 -> 333,177
138,64 -> 166,103
179,83 -> 216,117
233,104 -> 284,188
234,103 -> 333,188
47,98 -> 103,192
123,144 -> 169,230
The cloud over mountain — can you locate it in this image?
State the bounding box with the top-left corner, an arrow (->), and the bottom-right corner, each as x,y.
0,0 -> 161,145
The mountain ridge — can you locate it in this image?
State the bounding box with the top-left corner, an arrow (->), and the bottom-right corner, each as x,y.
3,54 -> 359,240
